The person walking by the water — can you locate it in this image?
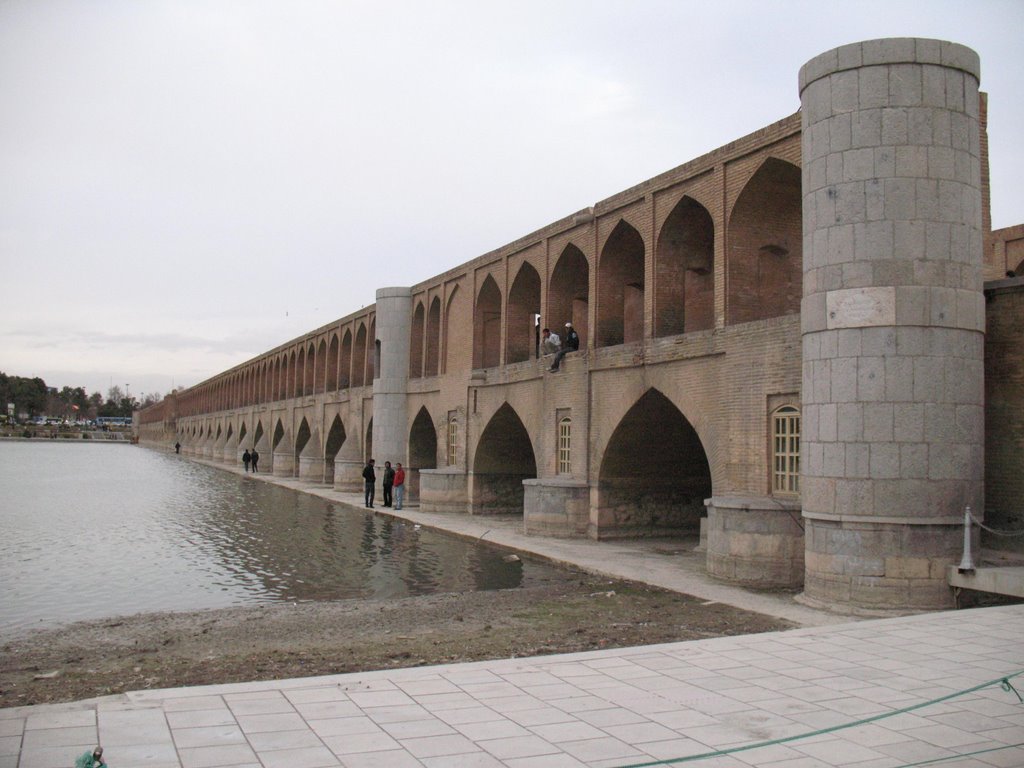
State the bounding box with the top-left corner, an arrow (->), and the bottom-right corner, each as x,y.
174,441 -> 180,454
393,462 -> 406,510
362,458 -> 376,508
250,448 -> 259,473
382,460 -> 395,507
242,449 -> 251,472
75,746 -> 106,767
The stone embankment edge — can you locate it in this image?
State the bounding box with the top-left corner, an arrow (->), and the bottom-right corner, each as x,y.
158,446 -> 853,627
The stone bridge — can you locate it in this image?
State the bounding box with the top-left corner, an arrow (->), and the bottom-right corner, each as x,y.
140,38 -> 1024,613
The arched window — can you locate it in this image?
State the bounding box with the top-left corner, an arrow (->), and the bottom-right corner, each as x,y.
558,417 -> 572,475
772,406 -> 800,495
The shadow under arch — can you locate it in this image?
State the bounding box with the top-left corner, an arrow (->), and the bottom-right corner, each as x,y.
408,405 -> 438,502
596,388 -> 711,539
471,403 -> 536,515
727,156 -> 802,325
324,415 -> 346,482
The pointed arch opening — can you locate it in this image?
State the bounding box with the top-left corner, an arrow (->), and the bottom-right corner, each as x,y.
425,297 -> 441,377
727,157 -> 802,325
315,339 -> 327,394
410,302 -> 425,379
597,220 -> 645,347
597,389 -> 711,538
295,417 -> 312,457
506,263 -> 541,364
352,324 -> 367,387
324,415 -> 346,483
473,276 -> 502,369
408,406 -> 438,502
326,334 -> 339,391
549,243 -> 589,347
444,285 -> 464,374
368,318 -> 377,382
655,196 -> 715,337
340,329 -> 352,389
472,403 -> 536,515
365,418 -> 373,462
295,347 -> 306,397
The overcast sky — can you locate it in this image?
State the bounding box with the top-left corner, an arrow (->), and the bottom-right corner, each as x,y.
2,0 -> 1022,400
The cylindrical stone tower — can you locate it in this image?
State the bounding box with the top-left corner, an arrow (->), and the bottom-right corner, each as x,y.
372,287 -> 413,466
799,39 -> 985,611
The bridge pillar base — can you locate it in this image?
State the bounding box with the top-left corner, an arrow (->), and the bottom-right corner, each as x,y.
419,468 -> 469,514
333,460 -> 365,492
705,496 -> 804,588
523,479 -> 590,538
272,452 -> 295,477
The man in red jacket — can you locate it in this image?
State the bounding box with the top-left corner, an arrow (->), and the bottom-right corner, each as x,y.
393,463 -> 406,510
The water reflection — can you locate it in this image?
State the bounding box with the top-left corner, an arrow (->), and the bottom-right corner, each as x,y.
0,442 -> 533,637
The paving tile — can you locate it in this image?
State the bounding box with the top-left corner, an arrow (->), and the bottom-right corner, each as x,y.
20,725 -> 96,748
421,752 -> 507,767
528,720 -> 606,743
166,708 -> 237,729
477,733 -> 560,759
558,734 -> 646,762
235,711 -> 308,733
0,720 -> 23,739
18,745 -> 96,768
321,730 -> 401,755
307,716 -> 383,738
294,700 -> 363,720
257,745 -> 340,767
454,718 -> 530,740
284,686 -> 349,704
24,710 -> 95,730
101,742 -> 181,766
340,749 -> 424,767
172,724 -> 247,749
434,706 -> 503,726
247,728 -> 326,751
226,696 -> 296,716
363,703 -> 433,723
379,717 -> 455,739
401,732 -> 482,758
503,755 -> 588,767
178,742 -> 259,768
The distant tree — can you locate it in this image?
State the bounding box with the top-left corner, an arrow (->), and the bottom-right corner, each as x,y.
0,372 -> 48,417
139,391 -> 163,408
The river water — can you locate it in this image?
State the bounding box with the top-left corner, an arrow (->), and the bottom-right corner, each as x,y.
0,441 -> 542,638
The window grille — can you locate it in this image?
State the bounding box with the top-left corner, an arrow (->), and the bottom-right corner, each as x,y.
772,406 -> 800,494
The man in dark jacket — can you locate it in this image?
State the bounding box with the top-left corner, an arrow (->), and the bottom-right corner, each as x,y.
550,322 -> 580,371
362,459 -> 376,508
382,461 -> 396,507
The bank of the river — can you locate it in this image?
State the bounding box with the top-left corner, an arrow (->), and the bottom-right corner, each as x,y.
0,445 -> 815,708
0,571 -> 794,708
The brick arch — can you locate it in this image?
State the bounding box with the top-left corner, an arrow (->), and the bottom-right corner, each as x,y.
409,405 -> 438,470
340,328 -> 352,389
726,156 -> 802,325
506,262 -> 541,364
473,275 -> 502,369
471,402 -> 537,515
410,301 -> 425,379
425,296 -> 441,377
596,388 -> 711,538
315,338 -> 327,394
548,243 -> 590,347
655,195 -> 715,337
444,285 -> 464,374
326,333 -> 339,391
352,324 -> 367,387
597,219 -> 646,347
295,347 -> 306,397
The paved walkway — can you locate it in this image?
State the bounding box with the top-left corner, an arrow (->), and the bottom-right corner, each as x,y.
3,605 -> 1022,767
4,460 -> 1022,767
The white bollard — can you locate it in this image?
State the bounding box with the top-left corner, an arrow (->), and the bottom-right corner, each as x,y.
957,505 -> 976,574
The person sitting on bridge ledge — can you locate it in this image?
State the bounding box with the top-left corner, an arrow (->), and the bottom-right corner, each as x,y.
541,327 -> 561,356
549,322 -> 579,371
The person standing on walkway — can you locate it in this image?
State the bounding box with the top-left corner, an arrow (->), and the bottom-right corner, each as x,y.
250,448 -> 259,473
242,449 -> 251,472
174,441 -> 181,453
393,463 -> 406,510
363,458 -> 376,508
382,460 -> 395,507
550,321 -> 579,371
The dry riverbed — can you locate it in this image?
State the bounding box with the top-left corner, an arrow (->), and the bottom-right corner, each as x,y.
1,568 -> 794,708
